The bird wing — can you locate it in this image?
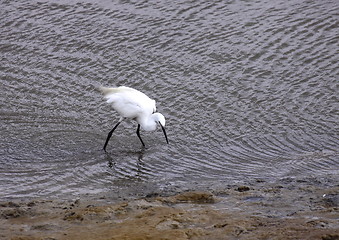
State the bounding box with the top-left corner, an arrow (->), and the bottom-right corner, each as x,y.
100,86 -> 156,118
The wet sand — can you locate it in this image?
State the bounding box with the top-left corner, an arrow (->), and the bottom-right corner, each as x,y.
1,181 -> 338,240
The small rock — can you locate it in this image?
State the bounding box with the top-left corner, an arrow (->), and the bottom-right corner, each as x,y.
236,186 -> 250,192
322,234 -> 339,240
63,211 -> 84,221
27,201 -> 36,207
156,219 -> 181,230
1,208 -> 25,218
145,192 -> 159,198
1,201 -> 20,208
322,194 -> 339,208
214,223 -> 228,228
173,191 -> 215,203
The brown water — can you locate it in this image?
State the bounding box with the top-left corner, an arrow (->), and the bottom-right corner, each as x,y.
0,0 -> 338,200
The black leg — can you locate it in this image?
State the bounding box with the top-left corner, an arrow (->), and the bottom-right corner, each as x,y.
136,124 -> 145,147
103,121 -> 121,152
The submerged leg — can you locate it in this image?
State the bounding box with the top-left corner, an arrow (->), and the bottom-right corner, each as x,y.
103,119 -> 123,152
136,124 -> 145,147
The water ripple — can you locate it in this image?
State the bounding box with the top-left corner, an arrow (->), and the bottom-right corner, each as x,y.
0,0 -> 338,199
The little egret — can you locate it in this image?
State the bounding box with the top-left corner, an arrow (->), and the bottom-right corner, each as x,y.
99,86 -> 169,151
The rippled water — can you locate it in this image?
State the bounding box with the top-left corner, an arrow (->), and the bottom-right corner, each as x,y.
1,0 -> 338,200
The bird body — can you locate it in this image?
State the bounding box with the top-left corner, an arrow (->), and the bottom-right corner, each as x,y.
100,86 -> 168,150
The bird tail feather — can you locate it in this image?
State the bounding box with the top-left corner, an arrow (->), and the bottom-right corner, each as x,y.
99,86 -> 129,104
99,87 -> 119,96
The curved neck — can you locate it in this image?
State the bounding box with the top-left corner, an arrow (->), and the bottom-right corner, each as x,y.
138,114 -> 157,131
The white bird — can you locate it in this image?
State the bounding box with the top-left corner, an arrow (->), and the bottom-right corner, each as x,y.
99,86 -> 169,151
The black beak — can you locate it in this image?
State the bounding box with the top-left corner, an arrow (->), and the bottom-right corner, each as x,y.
159,122 -> 169,144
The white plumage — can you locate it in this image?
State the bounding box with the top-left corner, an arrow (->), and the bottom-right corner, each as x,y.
100,86 -> 168,151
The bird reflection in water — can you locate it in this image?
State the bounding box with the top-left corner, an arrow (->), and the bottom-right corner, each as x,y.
105,148 -> 146,180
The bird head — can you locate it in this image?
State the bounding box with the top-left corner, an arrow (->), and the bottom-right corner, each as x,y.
152,113 -> 168,144
153,113 -> 165,127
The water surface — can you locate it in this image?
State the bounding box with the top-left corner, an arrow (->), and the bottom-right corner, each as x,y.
0,0 -> 338,199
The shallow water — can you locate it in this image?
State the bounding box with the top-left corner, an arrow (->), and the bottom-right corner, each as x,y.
0,0 -> 338,200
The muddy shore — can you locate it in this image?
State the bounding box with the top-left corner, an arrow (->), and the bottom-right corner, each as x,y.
1,180 -> 338,240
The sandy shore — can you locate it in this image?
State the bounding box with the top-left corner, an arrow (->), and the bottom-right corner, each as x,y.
1,182 -> 338,240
